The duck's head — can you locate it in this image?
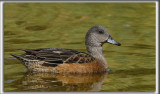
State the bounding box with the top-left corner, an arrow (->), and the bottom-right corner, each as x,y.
85,25 -> 121,47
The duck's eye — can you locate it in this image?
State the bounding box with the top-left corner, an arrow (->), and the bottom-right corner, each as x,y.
98,30 -> 104,34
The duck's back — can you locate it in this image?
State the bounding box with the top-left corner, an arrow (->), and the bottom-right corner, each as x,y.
11,48 -> 107,73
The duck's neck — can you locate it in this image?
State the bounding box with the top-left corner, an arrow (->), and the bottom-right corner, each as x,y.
86,45 -> 108,68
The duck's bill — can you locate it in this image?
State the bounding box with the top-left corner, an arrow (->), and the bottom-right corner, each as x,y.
106,35 -> 121,46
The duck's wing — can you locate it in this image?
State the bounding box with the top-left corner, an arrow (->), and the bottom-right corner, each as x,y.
12,48 -> 96,66
15,48 -> 81,65
64,52 -> 96,64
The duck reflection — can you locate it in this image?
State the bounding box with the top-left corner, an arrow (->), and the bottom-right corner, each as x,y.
15,72 -> 108,91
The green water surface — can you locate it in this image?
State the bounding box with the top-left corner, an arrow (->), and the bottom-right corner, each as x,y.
4,3 -> 156,92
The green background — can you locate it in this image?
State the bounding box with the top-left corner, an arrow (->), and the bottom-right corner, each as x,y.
4,3 -> 156,92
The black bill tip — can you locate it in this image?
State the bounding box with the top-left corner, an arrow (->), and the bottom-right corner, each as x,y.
116,42 -> 121,46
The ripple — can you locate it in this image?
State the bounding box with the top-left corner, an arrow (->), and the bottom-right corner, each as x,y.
126,43 -> 155,49
5,39 -> 50,44
15,21 -> 26,25
4,30 -> 16,35
122,24 -> 131,27
111,68 -> 155,76
25,25 -> 47,31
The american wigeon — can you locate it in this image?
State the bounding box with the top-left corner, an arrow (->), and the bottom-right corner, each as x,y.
11,25 -> 121,73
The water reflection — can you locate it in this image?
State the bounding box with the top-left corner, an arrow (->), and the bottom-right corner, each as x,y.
13,72 -> 108,91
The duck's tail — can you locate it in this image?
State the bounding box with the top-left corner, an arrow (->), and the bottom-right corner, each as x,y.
10,54 -> 58,73
11,54 -> 28,62
10,54 -> 36,69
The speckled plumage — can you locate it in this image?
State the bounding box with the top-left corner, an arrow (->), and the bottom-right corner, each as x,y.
11,25 -> 121,73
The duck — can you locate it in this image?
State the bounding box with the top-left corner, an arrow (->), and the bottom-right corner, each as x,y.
11,25 -> 121,74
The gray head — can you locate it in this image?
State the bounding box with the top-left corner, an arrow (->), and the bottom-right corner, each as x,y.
85,25 -> 121,47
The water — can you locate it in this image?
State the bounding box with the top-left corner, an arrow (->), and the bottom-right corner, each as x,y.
4,3 -> 156,92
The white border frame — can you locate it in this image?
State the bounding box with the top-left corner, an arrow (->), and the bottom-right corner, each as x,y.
0,1 -> 159,94
0,1 -> 158,3
0,1 -> 3,94
155,1 -> 159,94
